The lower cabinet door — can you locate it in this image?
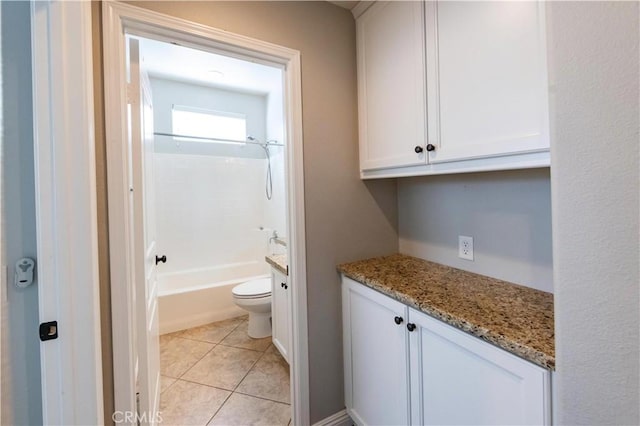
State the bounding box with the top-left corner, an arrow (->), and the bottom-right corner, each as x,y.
271,268 -> 289,362
408,308 -> 551,425
342,277 -> 410,426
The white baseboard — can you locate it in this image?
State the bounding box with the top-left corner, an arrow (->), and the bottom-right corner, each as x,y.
312,409 -> 352,426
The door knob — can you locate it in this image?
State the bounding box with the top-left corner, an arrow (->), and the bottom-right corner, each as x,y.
407,323 -> 416,332
414,145 -> 424,153
426,144 -> 436,152
394,316 -> 404,325
155,255 -> 167,265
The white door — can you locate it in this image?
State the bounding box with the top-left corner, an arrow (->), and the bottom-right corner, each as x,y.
408,308 -> 550,425
425,1 -> 550,164
342,277 -> 410,426
357,1 -> 427,171
128,37 -> 161,426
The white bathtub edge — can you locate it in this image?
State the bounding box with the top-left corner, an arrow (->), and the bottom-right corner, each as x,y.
159,306 -> 247,335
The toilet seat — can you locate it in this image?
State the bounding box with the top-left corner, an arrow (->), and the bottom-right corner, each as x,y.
232,278 -> 271,299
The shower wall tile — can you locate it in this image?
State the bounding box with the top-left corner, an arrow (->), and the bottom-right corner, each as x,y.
155,154 -> 273,274
150,76 -> 286,277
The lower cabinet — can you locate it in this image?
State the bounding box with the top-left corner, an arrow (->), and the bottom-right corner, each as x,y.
271,268 -> 290,363
342,276 -> 551,426
342,276 -> 410,425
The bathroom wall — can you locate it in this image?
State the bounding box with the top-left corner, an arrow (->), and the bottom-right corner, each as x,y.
263,86 -> 287,247
262,146 -> 287,252
150,77 -> 284,275
399,168 -> 553,293
1,2 -> 43,424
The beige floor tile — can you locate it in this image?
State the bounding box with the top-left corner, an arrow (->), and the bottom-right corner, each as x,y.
159,380 -> 230,426
160,375 -> 177,393
236,347 -> 290,403
182,345 -> 261,390
220,321 -> 272,352
160,335 -> 214,378
208,393 -> 290,426
176,316 -> 246,344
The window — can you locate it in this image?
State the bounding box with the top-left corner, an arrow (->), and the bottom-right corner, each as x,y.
172,105 -> 247,142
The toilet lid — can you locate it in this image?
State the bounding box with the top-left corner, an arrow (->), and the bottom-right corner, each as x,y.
232,278 -> 271,299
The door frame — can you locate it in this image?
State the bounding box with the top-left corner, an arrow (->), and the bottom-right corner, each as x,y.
30,0 -> 104,424
102,2 -> 309,424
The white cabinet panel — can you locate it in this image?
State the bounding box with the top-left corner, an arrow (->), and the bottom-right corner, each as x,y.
342,277 -> 410,425
355,1 -> 551,178
342,276 -> 551,425
426,1 -> 550,164
409,308 -> 550,425
271,268 -> 289,363
357,1 -> 427,171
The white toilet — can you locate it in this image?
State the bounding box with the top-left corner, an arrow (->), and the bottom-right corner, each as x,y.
232,278 -> 272,338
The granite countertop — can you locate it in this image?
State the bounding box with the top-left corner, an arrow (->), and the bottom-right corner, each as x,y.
338,254 -> 555,370
266,253 -> 288,276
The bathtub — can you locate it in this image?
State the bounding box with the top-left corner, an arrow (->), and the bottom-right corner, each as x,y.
158,260 -> 270,334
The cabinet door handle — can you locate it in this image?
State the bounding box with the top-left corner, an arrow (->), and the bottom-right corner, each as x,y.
407,323 -> 416,332
414,145 -> 424,154
155,255 -> 167,265
281,282 -> 288,290
426,144 -> 436,152
394,316 -> 404,325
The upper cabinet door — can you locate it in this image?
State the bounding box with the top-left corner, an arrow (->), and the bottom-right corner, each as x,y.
425,1 -> 550,164
357,1 -> 427,171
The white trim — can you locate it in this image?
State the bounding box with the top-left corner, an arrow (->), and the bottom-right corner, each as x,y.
360,151 -> 550,179
31,1 -> 104,424
313,409 -> 353,426
0,3 -> 4,423
102,2 -> 309,425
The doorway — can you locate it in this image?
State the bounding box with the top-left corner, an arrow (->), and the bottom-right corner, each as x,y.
103,3 -> 308,425
135,34 -> 291,424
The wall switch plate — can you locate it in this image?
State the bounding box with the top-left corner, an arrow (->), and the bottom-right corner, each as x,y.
458,236 -> 474,261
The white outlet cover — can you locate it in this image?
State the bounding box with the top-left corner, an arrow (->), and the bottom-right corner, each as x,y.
458,236 -> 474,261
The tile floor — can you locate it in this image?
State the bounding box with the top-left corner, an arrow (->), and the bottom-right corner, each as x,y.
159,316 -> 291,426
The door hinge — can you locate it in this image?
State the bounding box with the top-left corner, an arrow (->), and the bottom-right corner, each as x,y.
39,321 -> 58,341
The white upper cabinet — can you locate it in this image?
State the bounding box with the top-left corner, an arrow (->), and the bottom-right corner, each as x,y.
355,1 -> 551,179
426,1 -> 550,164
357,1 -> 427,170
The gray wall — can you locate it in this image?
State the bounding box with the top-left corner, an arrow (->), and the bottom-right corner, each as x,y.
94,2 -> 399,422
399,169 -> 553,293
1,2 -> 43,425
547,2 -> 639,424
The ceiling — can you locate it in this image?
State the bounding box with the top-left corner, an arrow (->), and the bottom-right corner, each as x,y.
138,1 -> 360,94
328,1 -> 359,10
138,37 -> 283,95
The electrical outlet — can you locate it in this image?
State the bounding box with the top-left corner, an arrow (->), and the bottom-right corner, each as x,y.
458,236 -> 474,261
